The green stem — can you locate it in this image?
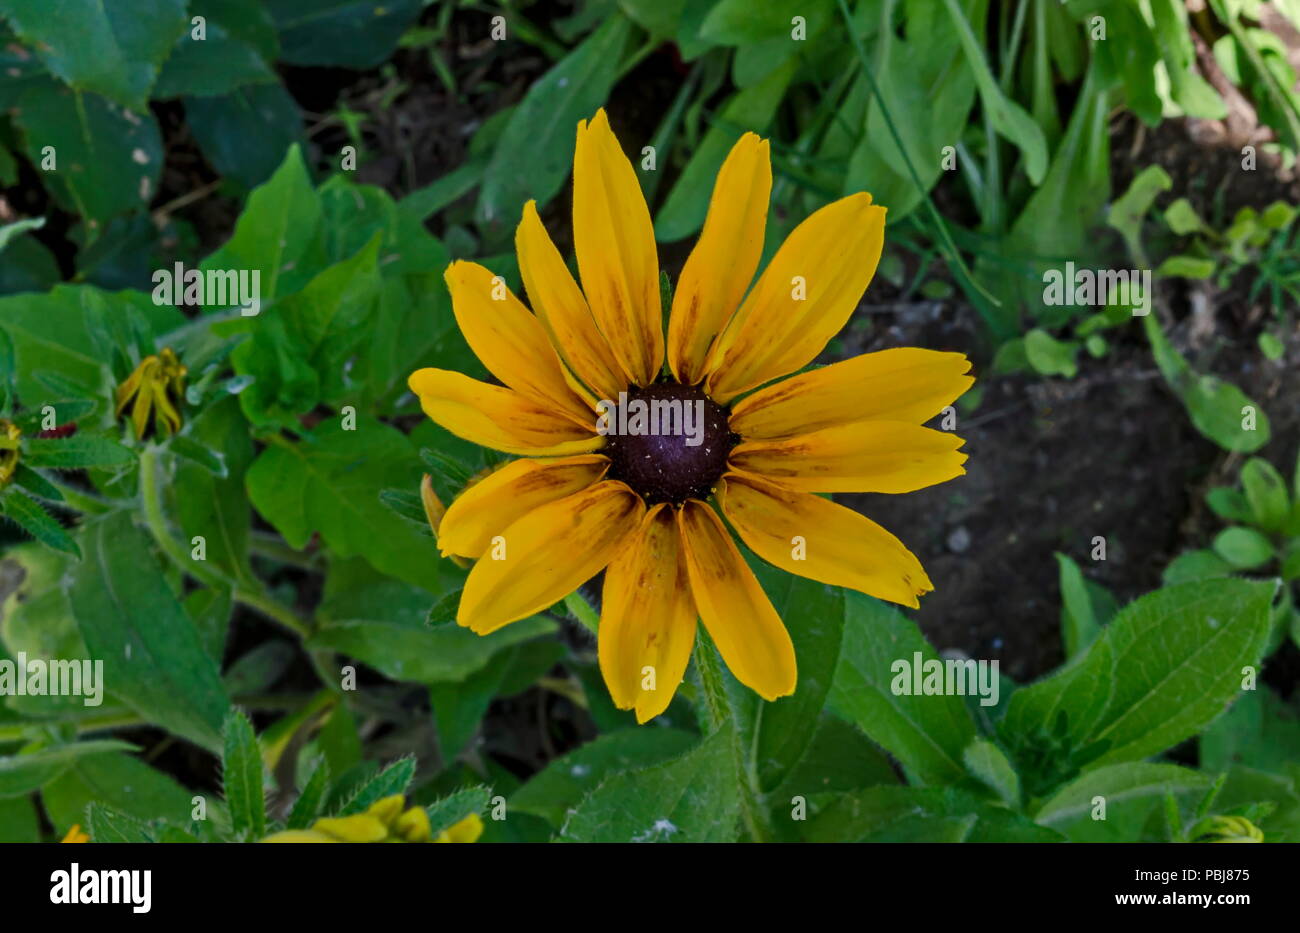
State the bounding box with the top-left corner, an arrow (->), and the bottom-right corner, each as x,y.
0,694 -> 321,743
233,587 -> 311,640
692,641 -> 773,843
139,445 -> 312,640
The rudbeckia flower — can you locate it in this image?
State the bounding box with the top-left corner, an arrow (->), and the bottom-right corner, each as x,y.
261,795 -> 483,843
409,109 -> 973,723
115,347 -> 187,440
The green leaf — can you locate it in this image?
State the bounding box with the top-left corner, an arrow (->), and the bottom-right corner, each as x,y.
1259,332 -> 1285,361
0,488 -> 77,556
286,759 -> 330,830
1088,578 -> 1275,767
768,714 -> 900,817
828,592 -> 977,785
1144,314 -> 1270,453
426,784 -> 492,835
4,288 -> 179,404
185,83 -> 306,189
200,144 -> 321,303
1106,165 -> 1172,264
1240,457 -> 1290,532
0,0 -> 188,110
1162,548 -> 1234,585
41,751 -> 193,829
0,740 -> 136,798
221,709 -> 266,839
266,0 -> 423,69
192,0 -> 279,59
1164,197 -> 1209,235
246,420 -> 447,589
1206,486 -> 1254,522
13,82 -> 163,231
748,561 -> 845,793
1024,328 -> 1078,378
475,13 -> 632,238
310,580 -> 555,683
430,640 -> 562,760
963,738 -> 1020,807
999,639 -> 1114,795
86,801 -> 156,843
154,24 -> 277,98
23,435 -> 133,470
699,0 -> 832,43
1155,254 -> 1216,279
559,728 -> 741,842
67,513 -> 231,751
0,795 -> 38,841
1212,526 -> 1276,570
1034,763 -> 1209,837
1055,552 -> 1101,657
511,729 -> 698,828
804,786 -> 1061,842
335,756 -> 416,816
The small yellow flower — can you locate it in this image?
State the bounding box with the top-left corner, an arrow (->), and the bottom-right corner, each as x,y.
1192,815 -> 1264,843
408,108 -> 973,723
0,419 -> 21,485
115,347 -> 187,439
434,812 -> 483,843
260,795 -> 481,843
60,824 -> 89,843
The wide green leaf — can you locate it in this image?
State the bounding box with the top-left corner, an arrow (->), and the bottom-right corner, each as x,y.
0,0 -> 188,110
828,592 -> 976,785
559,728 -> 741,842
805,786 -> 1062,842
13,82 -> 163,231
512,728 -> 698,828
67,513 -> 231,751
245,420 -> 447,588
221,709 -> 266,839
1087,578 -> 1275,766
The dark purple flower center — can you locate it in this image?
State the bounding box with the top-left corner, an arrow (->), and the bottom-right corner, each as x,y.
602,381 -> 735,505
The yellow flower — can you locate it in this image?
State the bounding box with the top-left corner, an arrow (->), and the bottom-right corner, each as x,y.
408,108 -> 973,723
261,795 -> 482,843
115,347 -> 187,439
0,419 -> 21,485
1192,815 -> 1264,843
60,823 -> 89,843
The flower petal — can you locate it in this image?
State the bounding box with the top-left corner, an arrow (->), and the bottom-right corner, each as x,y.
599,503 -> 698,722
516,200 -> 629,401
718,471 -> 933,609
444,260 -> 593,424
730,348 -> 975,439
409,368 -> 600,456
704,193 -> 886,403
729,421 -> 967,493
457,480 -> 644,634
573,108 -> 663,385
439,455 -> 609,559
667,133 -> 771,385
677,499 -> 795,700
